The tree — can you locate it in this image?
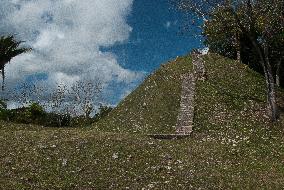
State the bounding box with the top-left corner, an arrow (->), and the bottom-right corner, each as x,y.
203,6 -> 240,60
70,80 -> 102,118
0,35 -> 31,90
203,1 -> 284,84
173,0 -> 284,121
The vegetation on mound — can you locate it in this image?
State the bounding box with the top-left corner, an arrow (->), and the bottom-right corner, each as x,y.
95,55 -> 193,134
194,54 -> 284,133
174,0 -> 284,121
96,53 -> 284,134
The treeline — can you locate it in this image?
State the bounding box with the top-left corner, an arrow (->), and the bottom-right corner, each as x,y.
0,81 -> 112,127
0,101 -> 113,128
174,0 -> 284,121
0,81 -> 113,127
203,0 -> 284,87
0,35 -> 114,127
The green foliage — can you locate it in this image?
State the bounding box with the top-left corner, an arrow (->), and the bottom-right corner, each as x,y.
15,109 -> 33,124
0,35 -> 31,90
0,99 -> 7,109
0,99 -> 11,121
94,105 -> 113,122
203,6 -> 239,59
0,101 -> 107,128
202,1 -> 284,86
44,112 -> 71,127
29,103 -> 45,118
0,102 -> 60,127
70,116 -> 94,128
9,103 -> 46,124
0,35 -> 31,61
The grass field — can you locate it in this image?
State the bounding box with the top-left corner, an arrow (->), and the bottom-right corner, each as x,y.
1,54 -> 284,189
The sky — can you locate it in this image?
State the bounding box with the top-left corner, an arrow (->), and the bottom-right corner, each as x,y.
0,0 -> 203,106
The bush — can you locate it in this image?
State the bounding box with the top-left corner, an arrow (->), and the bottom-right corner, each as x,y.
0,100 -> 12,121
0,102 -> 72,128
0,100 -> 7,110
44,112 -> 71,127
8,103 -> 46,124
29,103 -> 45,118
70,116 -> 94,127
94,105 -> 113,122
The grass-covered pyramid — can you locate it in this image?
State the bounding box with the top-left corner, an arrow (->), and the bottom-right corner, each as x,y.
95,53 -> 284,134
95,54 -> 193,134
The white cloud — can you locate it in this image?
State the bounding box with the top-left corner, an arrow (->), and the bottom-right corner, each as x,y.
0,0 -> 143,103
165,21 -> 171,29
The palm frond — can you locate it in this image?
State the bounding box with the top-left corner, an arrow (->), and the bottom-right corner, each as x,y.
0,35 -> 32,90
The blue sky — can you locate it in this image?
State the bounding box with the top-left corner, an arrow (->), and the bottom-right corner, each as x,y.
104,0 -> 203,73
0,0 -> 203,106
102,0 -> 204,104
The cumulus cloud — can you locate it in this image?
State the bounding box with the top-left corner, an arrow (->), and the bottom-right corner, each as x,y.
0,0 -> 143,104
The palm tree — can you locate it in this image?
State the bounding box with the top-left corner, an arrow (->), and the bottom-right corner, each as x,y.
0,35 -> 31,90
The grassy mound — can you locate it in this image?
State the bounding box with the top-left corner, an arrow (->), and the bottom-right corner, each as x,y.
95,55 -> 192,134
195,54 -> 284,132
1,54 -> 284,189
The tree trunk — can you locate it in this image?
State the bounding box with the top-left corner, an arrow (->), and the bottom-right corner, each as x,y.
265,68 -> 279,121
1,66 -> 4,91
263,44 -> 279,121
276,58 -> 282,87
0,60 -> 7,91
250,39 -> 279,121
235,32 -> 241,62
227,0 -> 279,121
237,49 -> 241,62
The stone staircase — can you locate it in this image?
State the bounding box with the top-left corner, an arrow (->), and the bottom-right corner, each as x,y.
175,54 -> 206,135
175,73 -> 195,134
148,54 -> 206,139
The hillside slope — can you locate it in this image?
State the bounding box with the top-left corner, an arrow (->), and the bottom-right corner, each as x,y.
194,54 -> 284,132
95,55 -> 193,134
96,53 -> 284,134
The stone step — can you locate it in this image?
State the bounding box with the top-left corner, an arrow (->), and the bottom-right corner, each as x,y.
176,72 -> 195,135
175,55 -> 206,135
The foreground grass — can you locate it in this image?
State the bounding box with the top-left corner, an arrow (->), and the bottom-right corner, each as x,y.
1,54 -> 284,189
1,120 -> 284,189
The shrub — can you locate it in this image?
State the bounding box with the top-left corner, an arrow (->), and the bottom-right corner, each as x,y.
70,116 -> 94,127
10,107 -> 32,124
0,100 -> 7,110
29,103 -> 45,118
0,100 -> 12,121
94,105 -> 113,122
10,103 -> 46,124
44,112 -> 71,127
